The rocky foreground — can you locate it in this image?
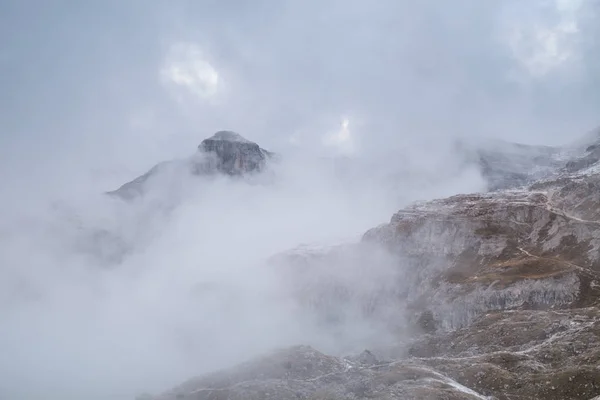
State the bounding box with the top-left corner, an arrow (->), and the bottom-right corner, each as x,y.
138,130 -> 600,399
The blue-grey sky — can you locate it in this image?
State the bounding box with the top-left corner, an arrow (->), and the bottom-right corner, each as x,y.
1,0 -> 599,187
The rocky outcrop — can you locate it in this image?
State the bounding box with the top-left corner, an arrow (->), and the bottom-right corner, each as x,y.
407,307 -> 600,400
108,131 -> 274,199
147,303 -> 600,400
269,162 -> 600,332
363,172 -> 600,330
564,142 -> 600,174
355,131 -> 600,332
152,345 -> 494,400
146,308 -> 600,400
197,131 -> 274,176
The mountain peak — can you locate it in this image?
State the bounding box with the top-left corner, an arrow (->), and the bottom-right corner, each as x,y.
108,130 -> 273,199
197,131 -> 270,176
204,130 -> 253,143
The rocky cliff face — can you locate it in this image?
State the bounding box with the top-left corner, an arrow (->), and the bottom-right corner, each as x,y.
108,131 -> 274,200
363,172 -> 600,330
142,130 -> 600,400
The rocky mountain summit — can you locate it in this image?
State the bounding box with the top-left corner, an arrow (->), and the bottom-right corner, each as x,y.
198,131 -> 275,176
142,130 -> 600,400
108,131 -> 274,200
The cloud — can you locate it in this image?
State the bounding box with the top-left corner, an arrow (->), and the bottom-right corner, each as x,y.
160,42 -> 220,101
321,117 -> 357,156
502,0 -> 585,78
0,145 -> 485,399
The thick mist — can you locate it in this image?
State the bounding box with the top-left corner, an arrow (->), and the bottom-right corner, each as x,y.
1,1 -> 599,399
0,146 -> 482,399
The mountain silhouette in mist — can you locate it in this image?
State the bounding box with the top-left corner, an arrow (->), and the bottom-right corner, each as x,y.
108,131 -> 275,200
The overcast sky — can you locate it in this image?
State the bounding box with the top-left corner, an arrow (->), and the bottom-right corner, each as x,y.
1,0 -> 599,188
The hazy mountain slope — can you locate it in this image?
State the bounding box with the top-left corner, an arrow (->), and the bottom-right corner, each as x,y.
147,128 -> 600,400
454,138 -> 573,191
